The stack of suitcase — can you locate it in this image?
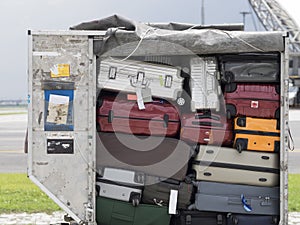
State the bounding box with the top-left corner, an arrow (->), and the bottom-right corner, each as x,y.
95,53 -> 281,225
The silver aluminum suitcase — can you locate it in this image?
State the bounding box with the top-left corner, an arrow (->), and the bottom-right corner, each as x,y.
190,57 -> 221,111
191,181 -> 279,215
98,58 -> 183,100
96,167 -> 144,206
192,145 -> 279,187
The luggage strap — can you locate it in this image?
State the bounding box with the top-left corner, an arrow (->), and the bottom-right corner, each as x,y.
288,126 -> 295,151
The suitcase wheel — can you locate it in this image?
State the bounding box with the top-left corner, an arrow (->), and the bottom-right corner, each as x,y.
235,138 -> 248,153
130,193 -> 141,207
131,197 -> 140,207
232,216 -> 239,225
236,117 -> 246,127
224,71 -> 234,83
177,97 -> 186,106
184,175 -> 193,184
226,104 -> 236,119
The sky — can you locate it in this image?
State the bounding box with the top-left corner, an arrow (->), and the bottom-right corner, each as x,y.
0,0 -> 297,100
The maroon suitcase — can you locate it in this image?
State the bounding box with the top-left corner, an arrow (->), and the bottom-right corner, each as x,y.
180,111 -> 233,146
224,83 -> 280,119
96,96 -> 180,137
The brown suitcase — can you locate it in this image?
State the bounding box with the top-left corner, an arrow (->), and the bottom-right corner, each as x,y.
96,132 -> 192,181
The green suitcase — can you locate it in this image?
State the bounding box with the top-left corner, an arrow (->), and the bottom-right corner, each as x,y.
96,197 -> 171,225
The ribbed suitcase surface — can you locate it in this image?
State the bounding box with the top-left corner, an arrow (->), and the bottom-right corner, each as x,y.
190,57 -> 220,111
224,83 -> 280,119
97,96 -> 180,137
98,58 -> 183,100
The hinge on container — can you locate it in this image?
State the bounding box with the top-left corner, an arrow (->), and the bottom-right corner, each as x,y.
84,202 -> 94,223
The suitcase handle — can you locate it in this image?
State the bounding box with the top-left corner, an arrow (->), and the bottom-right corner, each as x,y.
195,114 -> 220,121
163,114 -> 169,128
192,121 -> 223,127
108,110 -> 114,123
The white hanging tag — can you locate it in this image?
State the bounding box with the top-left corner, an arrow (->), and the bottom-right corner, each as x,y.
136,85 -> 145,110
168,189 -> 178,215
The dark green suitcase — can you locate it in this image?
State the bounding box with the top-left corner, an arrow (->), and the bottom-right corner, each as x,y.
96,197 -> 171,225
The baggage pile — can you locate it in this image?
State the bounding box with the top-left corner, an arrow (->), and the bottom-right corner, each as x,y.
95,52 -> 281,225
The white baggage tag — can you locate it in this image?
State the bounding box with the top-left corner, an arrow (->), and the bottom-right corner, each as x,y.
168,189 -> 178,215
136,86 -> 145,110
142,87 -> 153,103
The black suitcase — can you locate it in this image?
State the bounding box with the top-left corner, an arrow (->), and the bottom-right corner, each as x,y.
227,214 -> 279,225
142,176 -> 193,209
218,53 -> 279,83
171,210 -> 226,225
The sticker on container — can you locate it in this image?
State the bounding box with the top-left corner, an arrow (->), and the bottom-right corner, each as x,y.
47,139 -> 74,154
47,94 -> 69,125
50,64 -> 70,78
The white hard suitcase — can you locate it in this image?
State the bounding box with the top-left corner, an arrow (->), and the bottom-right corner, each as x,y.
190,57 -> 221,111
98,58 -> 183,101
96,167 -> 144,206
191,145 -> 279,187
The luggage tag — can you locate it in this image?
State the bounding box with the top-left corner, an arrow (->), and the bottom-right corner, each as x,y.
141,87 -> 153,103
136,85 -> 145,110
168,189 -> 178,214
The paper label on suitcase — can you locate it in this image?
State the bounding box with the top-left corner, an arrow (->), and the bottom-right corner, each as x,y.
168,189 -> 178,214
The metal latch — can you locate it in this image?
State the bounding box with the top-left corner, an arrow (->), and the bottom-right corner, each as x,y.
260,196 -> 272,206
164,75 -> 173,88
108,66 -> 117,79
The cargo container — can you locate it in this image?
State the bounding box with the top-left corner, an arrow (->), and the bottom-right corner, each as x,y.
27,15 -> 290,225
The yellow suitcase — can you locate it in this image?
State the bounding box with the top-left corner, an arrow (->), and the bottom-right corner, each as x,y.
234,117 -> 280,152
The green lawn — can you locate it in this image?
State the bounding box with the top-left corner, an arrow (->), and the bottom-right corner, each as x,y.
0,174 -> 60,214
289,174 -> 300,212
0,173 -> 299,214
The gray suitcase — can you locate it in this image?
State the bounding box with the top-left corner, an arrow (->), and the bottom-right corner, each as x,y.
190,57 -> 221,111
218,54 -> 279,83
191,181 -> 279,215
98,58 -> 183,101
192,145 -> 279,186
96,167 -> 144,206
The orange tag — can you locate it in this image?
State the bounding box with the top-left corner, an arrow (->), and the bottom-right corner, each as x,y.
127,94 -> 137,101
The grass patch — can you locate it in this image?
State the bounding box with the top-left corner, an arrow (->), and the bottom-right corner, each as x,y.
0,173 -> 61,214
289,174 -> 300,212
0,112 -> 27,116
0,173 -> 299,214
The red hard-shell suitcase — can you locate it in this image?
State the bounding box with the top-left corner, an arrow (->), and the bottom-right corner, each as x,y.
224,83 -> 280,119
97,95 -> 180,137
180,111 -> 233,146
